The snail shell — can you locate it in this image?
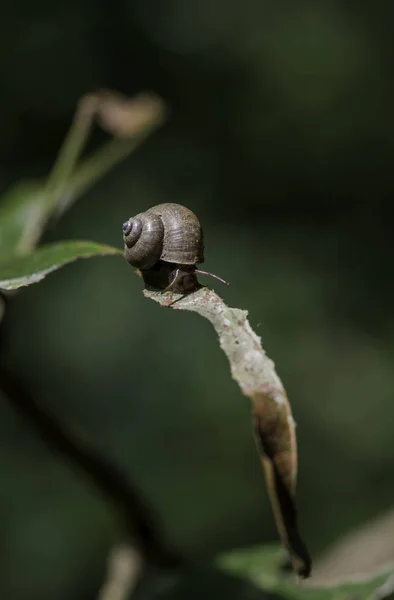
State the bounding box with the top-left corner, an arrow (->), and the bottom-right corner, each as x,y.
123,203 -> 204,270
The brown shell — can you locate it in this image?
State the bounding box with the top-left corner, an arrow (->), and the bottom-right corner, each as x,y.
123,211 -> 164,269
146,203 -> 204,265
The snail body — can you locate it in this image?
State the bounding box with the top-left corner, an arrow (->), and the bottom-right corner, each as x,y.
123,203 -> 226,293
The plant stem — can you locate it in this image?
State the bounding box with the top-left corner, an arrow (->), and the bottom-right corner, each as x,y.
55,129 -> 155,218
0,366 -> 182,569
45,99 -> 95,207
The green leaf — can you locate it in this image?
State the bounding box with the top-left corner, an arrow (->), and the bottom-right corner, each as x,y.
0,241 -> 123,290
0,182 -> 49,260
217,545 -> 289,593
216,545 -> 394,600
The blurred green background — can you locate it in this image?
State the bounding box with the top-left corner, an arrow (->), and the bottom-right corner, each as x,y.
0,0 -> 393,598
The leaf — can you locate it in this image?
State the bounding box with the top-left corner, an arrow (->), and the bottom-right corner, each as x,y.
216,544 -> 394,600
143,286 -> 310,578
310,509 -> 394,585
0,241 -> 122,290
217,544 -> 287,590
0,182 -> 49,260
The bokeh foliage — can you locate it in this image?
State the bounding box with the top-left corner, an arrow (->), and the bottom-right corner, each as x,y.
0,1 -> 393,599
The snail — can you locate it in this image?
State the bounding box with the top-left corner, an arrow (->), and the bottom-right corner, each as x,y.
122,203 -> 228,293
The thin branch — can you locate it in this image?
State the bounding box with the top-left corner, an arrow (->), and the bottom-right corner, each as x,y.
45,90 -> 166,220
44,95 -> 96,201
143,286 -> 311,579
0,366 -> 181,570
98,543 -> 143,600
56,133 -> 151,218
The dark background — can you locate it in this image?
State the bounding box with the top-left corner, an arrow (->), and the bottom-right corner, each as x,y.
0,1 -> 393,598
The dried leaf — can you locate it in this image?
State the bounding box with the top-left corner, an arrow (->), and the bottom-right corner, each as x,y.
143,286 -> 311,577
